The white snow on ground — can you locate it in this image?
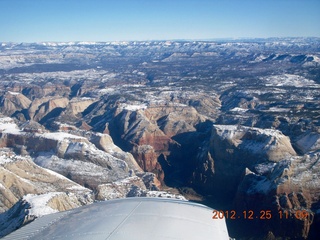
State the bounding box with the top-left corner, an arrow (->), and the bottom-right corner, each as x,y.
119,103 -> 147,111
254,163 -> 277,175
39,132 -> 85,141
264,107 -> 291,112
0,154 -> 13,165
146,191 -> 187,200
213,125 -> 289,154
113,176 -> 139,185
69,97 -> 95,102
7,91 -> 20,95
122,84 -> 144,88
0,118 -> 21,134
98,88 -> 115,94
215,124 -> 283,138
66,185 -> 88,191
0,69 -> 110,82
34,154 -> 120,180
23,193 -> 61,217
262,74 -> 317,87
52,122 -> 75,129
230,107 -> 248,112
0,150 -> 37,165
291,153 -> 320,187
214,125 -> 241,142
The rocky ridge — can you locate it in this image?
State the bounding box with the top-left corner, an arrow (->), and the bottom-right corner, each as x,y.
193,124 -> 320,239
0,117 -> 183,237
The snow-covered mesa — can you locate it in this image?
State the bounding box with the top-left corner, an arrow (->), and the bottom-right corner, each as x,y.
262,74 -> 317,87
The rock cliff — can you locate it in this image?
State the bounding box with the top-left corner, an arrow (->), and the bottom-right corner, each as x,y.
0,117 -> 175,237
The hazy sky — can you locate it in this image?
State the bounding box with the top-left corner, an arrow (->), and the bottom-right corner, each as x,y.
1,0 -> 319,42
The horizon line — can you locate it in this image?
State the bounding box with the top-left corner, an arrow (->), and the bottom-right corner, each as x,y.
1,36 -> 320,44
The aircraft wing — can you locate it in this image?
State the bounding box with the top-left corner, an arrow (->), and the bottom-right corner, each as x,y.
3,197 -> 229,240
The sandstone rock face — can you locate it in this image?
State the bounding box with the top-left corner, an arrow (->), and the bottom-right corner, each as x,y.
28,97 -> 52,120
103,104 -> 208,184
96,176 -> 147,200
211,125 -> 296,163
192,125 -> 297,195
89,132 -> 142,171
0,148 -> 93,213
191,124 -> 319,239
20,120 -> 46,133
1,81 -> 220,192
0,118 -> 141,190
294,132 -> 320,154
136,172 -> 161,190
67,98 -> 96,116
0,117 -> 168,237
43,128 -> 143,173
96,174 -> 174,201
32,97 -> 69,123
0,91 -> 31,116
0,147 -> 94,237
133,145 -> 159,171
231,152 -> 320,239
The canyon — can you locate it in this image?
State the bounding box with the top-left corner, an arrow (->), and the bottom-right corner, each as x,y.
0,39 -> 319,239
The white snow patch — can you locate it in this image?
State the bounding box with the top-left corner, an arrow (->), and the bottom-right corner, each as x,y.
122,84 -> 144,88
8,91 -> 20,95
70,97 -> 94,102
120,103 -> 147,111
23,192 -> 61,217
114,176 -> 139,185
213,125 -> 286,151
67,185 -> 88,191
215,124 -> 283,138
0,154 -> 13,164
254,163 -> 277,175
98,88 -> 115,94
305,97 -> 314,100
40,132 -> 85,141
262,74 -> 317,87
0,117 -> 21,134
146,191 -> 187,200
230,107 -> 248,113
264,107 -> 291,112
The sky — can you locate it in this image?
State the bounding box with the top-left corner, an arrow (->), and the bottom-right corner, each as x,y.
1,0 -> 319,42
